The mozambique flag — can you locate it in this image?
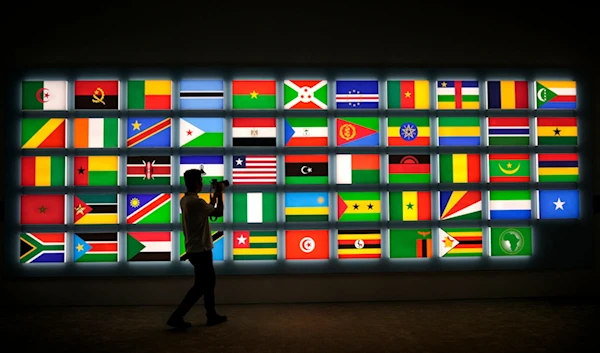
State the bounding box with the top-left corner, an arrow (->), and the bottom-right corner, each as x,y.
438,117 -> 481,146
233,231 -> 277,260
439,228 -> 483,257
74,117 -> 119,148
488,154 -> 530,183
127,117 -> 172,148
536,117 -> 578,145
22,80 -> 67,111
74,156 -> 118,186
486,80 -> 529,109
388,155 -> 430,184
21,156 -> 65,186
535,81 -> 577,109
127,232 -> 172,262
337,230 -> 381,259
284,80 -> 328,109
387,117 -> 430,146
284,117 -> 328,146
126,156 -> 171,185
20,194 -> 65,225
20,233 -> 65,263
436,80 -> 480,109
232,192 -> 277,223
487,117 -> 530,146
439,154 -> 481,183
126,193 -> 171,224
337,192 -> 381,222
285,155 -> 328,184
284,192 -> 329,222
335,117 -> 379,147
387,80 -> 429,109
389,191 -> 431,221
537,153 -> 579,182
74,80 -> 119,110
21,118 -> 66,149
73,194 -> 118,225
232,80 -> 276,109
336,154 -> 379,184
389,229 -> 432,258
127,80 -> 172,109
439,191 -> 482,221
73,233 -> 118,262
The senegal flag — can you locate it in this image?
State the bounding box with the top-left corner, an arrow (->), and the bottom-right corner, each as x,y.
337,192 -> 381,222
389,191 -> 431,221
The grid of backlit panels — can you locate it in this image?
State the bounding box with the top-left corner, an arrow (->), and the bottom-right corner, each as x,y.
15,76 -> 581,273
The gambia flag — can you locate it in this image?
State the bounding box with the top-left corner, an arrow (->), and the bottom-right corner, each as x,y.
389,191 -> 431,221
388,155 -> 430,184
387,117 -> 430,146
488,154 -> 530,183
232,80 -> 276,109
439,154 -> 481,183
487,117 -> 530,146
337,192 -> 381,222
335,154 -> 380,184
21,156 -> 65,186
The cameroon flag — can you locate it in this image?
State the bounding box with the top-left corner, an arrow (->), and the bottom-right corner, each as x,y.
389,229 -> 433,258
337,192 -> 381,222
21,156 -> 65,186
389,191 -> 431,221
232,80 -> 276,109
387,80 -> 429,109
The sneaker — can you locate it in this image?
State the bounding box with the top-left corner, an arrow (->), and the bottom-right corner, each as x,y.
167,316 -> 192,329
206,314 -> 227,326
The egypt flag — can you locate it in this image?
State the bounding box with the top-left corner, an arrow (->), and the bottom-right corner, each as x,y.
335,117 -> 379,147
73,194 -> 118,225
73,233 -> 118,262
74,80 -> 119,110
439,191 -> 482,221
535,81 -> 577,109
284,80 -> 328,109
126,156 -> 171,185
127,232 -> 172,262
20,233 -> 65,263
127,80 -> 172,110
439,228 -> 483,257
22,80 -> 67,110
285,230 -> 329,260
389,191 -> 431,221
232,118 -> 276,146
337,230 -> 381,259
389,229 -> 432,258
127,193 -> 171,224
21,118 -> 66,149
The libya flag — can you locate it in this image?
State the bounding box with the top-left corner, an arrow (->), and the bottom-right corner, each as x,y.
337,192 -> 381,222
232,192 -> 277,223
232,80 -> 276,109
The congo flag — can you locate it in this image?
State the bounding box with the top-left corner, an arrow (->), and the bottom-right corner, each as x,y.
127,117 -> 171,148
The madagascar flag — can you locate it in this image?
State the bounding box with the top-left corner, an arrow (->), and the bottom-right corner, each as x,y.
388,155 -> 430,184
336,154 -> 380,184
232,80 -> 276,109
74,80 -> 119,109
389,191 -> 431,221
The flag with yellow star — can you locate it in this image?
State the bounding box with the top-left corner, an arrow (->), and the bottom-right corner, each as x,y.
488,154 -> 531,182
73,233 -> 118,262
20,194 -> 65,225
232,80 -> 276,109
73,194 -> 118,225
387,80 -> 429,109
439,228 -> 482,257
127,117 -> 172,148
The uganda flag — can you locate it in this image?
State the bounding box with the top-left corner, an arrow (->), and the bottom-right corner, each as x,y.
337,192 -> 381,222
74,80 -> 119,110
388,155 -> 430,184
285,155 -> 328,185
537,153 -> 579,182
73,194 -> 118,225
21,156 -> 66,186
389,229 -> 432,258
233,231 -> 277,260
232,80 -> 276,109
439,228 -> 483,257
73,233 -> 118,262
536,117 -> 578,146
337,229 -> 381,259
387,117 -> 430,146
335,117 -> 379,147
20,233 -> 65,263
389,191 -> 431,221
488,154 -> 530,183
439,154 -> 481,183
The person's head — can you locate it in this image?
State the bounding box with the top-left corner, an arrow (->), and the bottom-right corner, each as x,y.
183,169 -> 204,193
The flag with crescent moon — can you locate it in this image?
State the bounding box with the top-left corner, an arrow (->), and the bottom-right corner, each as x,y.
22,80 -> 67,110
285,230 -> 329,260
488,154 -> 530,182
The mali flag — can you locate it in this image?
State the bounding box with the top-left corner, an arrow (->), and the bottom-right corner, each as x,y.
127,117 -> 172,148
74,117 -> 119,148
232,80 -> 276,109
488,154 -> 530,183
335,117 -> 379,147
21,118 -> 66,149
438,117 -> 481,146
389,191 -> 431,221
387,80 -> 429,109
486,80 -> 529,109
284,117 -> 328,146
21,156 -> 65,186
284,192 -> 329,222
439,154 -> 481,183
73,194 -> 118,225
387,117 -> 430,146
232,192 -> 277,223
535,81 -> 577,109
537,153 -> 579,182
285,230 -> 329,260
335,154 -> 379,184
126,193 -> 171,224
127,80 -> 172,110
337,192 -> 381,222
536,117 -> 577,145
74,80 -> 119,110
20,194 -> 65,225
388,155 -> 430,184
233,231 -> 277,260
337,230 -> 381,259
439,228 -> 483,257
285,155 -> 328,185
74,156 -> 118,186
73,233 -> 118,262
389,229 -> 432,258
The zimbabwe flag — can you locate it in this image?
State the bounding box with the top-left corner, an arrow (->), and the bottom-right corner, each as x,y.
388,155 -> 430,184
389,191 -> 431,221
439,228 -> 483,257
337,230 -> 381,259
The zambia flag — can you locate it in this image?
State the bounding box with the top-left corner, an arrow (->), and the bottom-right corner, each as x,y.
73,194 -> 118,225
389,229 -> 432,258
336,154 -> 379,184
337,192 -> 381,222
232,80 -> 276,109
73,233 -> 118,262
284,192 -> 329,222
233,231 -> 277,260
388,155 -> 430,184
488,154 -> 530,183
285,155 -> 328,184
337,230 -> 381,259
389,191 -> 431,221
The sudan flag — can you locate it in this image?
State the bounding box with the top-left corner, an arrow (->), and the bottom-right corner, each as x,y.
74,80 -> 119,109
127,232 -> 172,261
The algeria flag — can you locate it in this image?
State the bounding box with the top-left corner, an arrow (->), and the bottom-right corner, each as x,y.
22,81 -> 67,110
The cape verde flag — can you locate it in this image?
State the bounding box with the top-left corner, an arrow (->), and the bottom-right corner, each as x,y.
335,80 -> 379,109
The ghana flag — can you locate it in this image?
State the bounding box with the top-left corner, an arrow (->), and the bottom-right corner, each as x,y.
536,117 -> 578,145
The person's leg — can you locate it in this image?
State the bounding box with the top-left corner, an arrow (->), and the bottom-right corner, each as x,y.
168,254 -> 204,326
200,251 -> 227,326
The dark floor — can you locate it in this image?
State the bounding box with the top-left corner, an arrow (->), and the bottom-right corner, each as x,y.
2,298 -> 597,353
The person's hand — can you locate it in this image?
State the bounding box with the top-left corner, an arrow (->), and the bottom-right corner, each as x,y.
215,181 -> 224,193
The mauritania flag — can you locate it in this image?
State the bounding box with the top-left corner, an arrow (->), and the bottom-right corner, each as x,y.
486,80 -> 529,109
535,81 -> 577,109
537,153 -> 579,182
438,117 -> 481,146
73,194 -> 118,225
233,231 -> 277,260
22,80 -> 67,110
20,233 -> 65,263
389,191 -> 431,221
284,80 -> 328,109
439,228 -> 482,257
285,192 -> 329,222
336,154 -> 380,184
127,232 -> 172,262
232,192 -> 277,223
284,117 -> 328,147
488,154 -> 530,183
489,190 -> 532,220
73,233 -> 118,262
180,155 -> 224,185
179,80 -> 224,109
487,117 -> 530,146
335,80 -> 379,109
436,80 -> 480,109
180,117 -> 224,147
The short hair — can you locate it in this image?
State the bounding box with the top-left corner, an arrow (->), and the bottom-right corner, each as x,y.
183,169 -> 203,190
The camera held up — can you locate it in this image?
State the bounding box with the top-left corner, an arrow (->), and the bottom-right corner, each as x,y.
199,165 -> 229,191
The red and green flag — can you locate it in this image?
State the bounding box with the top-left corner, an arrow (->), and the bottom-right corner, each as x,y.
488,154 -> 530,182
21,156 -> 65,186
232,80 -> 276,109
388,155 -> 430,184
335,154 -> 379,184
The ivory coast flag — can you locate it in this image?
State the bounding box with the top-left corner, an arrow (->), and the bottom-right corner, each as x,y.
387,80 -> 429,109
74,118 -> 119,148
337,192 -> 381,222
389,191 -> 431,221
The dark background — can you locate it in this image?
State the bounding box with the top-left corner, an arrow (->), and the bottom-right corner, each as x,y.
2,2 -> 598,304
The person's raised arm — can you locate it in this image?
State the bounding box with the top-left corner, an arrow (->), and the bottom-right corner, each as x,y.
209,184 -> 224,218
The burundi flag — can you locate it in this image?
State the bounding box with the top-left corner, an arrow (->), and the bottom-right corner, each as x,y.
180,117 -> 224,147
335,154 -> 380,184
20,233 -> 65,263
20,194 -> 65,225
536,117 -> 577,146
74,156 -> 118,186
436,80 -> 480,109
232,118 -> 276,147
179,80 -> 224,110
73,233 -> 118,262
126,193 -> 171,224
180,230 -> 225,261
284,117 -> 328,146
127,232 -> 172,262
538,190 -> 580,219
21,156 -> 65,186
178,193 -> 223,224
180,155 -> 224,185
232,192 -> 277,223
389,229 -> 433,258
489,190 -> 532,220
126,156 -> 171,185
488,154 -> 530,183
284,80 -> 328,109
490,227 -> 532,256
233,231 -> 277,260
439,191 -> 482,221
438,117 -> 481,146
439,154 -> 481,183
22,80 -> 67,110
389,191 -> 431,221
127,117 -> 171,148
388,155 -> 430,184
535,81 -> 577,109
487,117 -> 530,146
74,80 -> 119,110
335,80 -> 379,109
387,80 -> 429,109
232,80 -> 276,109
337,192 -> 381,222
537,153 -> 579,182
127,80 -> 172,110
284,154 -> 328,185
284,192 -> 329,222
337,230 -> 381,259
486,80 -> 529,109
387,117 -> 430,146
285,230 -> 329,260
73,194 -> 118,225
336,117 -> 379,147
21,118 -> 66,149
439,228 -> 483,257
74,117 -> 119,148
